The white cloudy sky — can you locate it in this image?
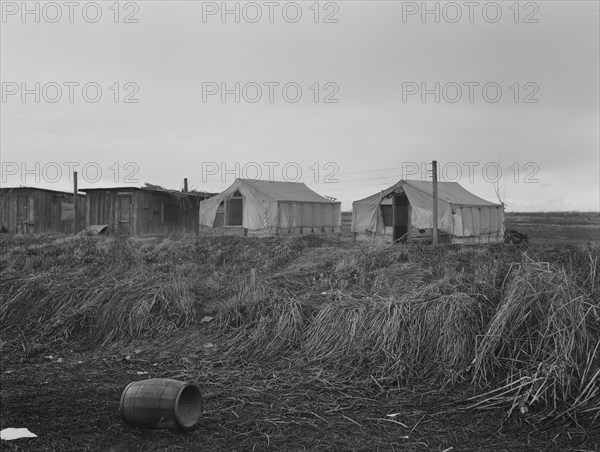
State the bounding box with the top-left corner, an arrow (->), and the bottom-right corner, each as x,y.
1,1 -> 599,211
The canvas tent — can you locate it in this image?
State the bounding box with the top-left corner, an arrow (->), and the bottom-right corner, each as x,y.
199,179 -> 341,235
352,180 -> 504,244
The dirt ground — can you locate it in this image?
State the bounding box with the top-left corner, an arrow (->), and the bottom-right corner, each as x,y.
2,333 -> 598,452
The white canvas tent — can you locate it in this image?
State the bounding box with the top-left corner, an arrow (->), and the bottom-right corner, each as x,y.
199,179 -> 341,235
352,180 -> 504,243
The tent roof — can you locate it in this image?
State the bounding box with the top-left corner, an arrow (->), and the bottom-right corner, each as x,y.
229,179 -> 337,203
354,180 -> 501,207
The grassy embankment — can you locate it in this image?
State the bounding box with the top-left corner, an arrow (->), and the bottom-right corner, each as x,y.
1,231 -> 598,433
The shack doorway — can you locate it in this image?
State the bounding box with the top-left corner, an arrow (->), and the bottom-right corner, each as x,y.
16,193 -> 31,234
117,193 -> 133,234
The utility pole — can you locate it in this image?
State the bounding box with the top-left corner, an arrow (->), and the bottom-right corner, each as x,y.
73,171 -> 78,233
373,190 -> 383,243
432,161 -> 438,246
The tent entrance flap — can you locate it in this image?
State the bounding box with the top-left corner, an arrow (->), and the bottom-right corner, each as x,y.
214,203 -> 224,227
226,197 -> 243,226
392,194 -> 409,242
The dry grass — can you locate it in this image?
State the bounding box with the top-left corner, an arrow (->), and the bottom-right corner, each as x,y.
0,233 -> 598,433
470,255 -> 600,428
213,241 -> 599,429
296,292 -> 482,384
0,270 -> 198,348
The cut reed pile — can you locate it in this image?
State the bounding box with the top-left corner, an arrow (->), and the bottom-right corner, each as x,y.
218,242 -> 599,429
300,291 -> 483,383
470,256 -> 600,428
0,270 -> 198,348
221,290 -> 311,361
219,245 -> 501,384
220,279 -> 490,384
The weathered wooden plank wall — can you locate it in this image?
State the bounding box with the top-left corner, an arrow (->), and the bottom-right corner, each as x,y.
84,188 -> 205,234
0,188 -> 85,234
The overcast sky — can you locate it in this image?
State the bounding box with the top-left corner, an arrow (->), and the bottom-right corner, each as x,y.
1,1 -> 599,211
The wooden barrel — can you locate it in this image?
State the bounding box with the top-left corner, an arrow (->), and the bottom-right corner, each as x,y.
120,378 -> 203,430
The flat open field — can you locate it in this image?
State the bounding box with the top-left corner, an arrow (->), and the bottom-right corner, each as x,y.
504,212 -> 600,244
1,216 -> 599,451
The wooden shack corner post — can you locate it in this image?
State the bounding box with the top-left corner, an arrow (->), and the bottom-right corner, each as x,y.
73,171 -> 79,233
432,160 -> 439,246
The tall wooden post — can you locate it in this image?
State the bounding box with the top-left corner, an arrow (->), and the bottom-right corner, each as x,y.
73,171 -> 79,233
432,161 -> 438,246
183,178 -> 188,192
373,190 -> 383,243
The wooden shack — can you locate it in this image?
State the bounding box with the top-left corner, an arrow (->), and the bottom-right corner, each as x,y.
81,184 -> 214,235
0,187 -> 86,234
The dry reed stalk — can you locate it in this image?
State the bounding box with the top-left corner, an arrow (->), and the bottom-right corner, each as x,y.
470,260 -> 600,426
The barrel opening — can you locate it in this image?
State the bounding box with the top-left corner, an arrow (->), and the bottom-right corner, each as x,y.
175,385 -> 203,429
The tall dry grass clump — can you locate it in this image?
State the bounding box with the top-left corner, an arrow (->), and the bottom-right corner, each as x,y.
471,254 -> 600,427
300,290 -> 483,384
0,270 -> 198,348
0,235 -> 205,348
216,241 -> 599,428
0,233 -> 328,350
217,243 -> 504,385
217,279 -> 315,360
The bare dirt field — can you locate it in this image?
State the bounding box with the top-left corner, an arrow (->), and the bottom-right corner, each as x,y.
504,212 -> 599,244
1,213 -> 598,451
